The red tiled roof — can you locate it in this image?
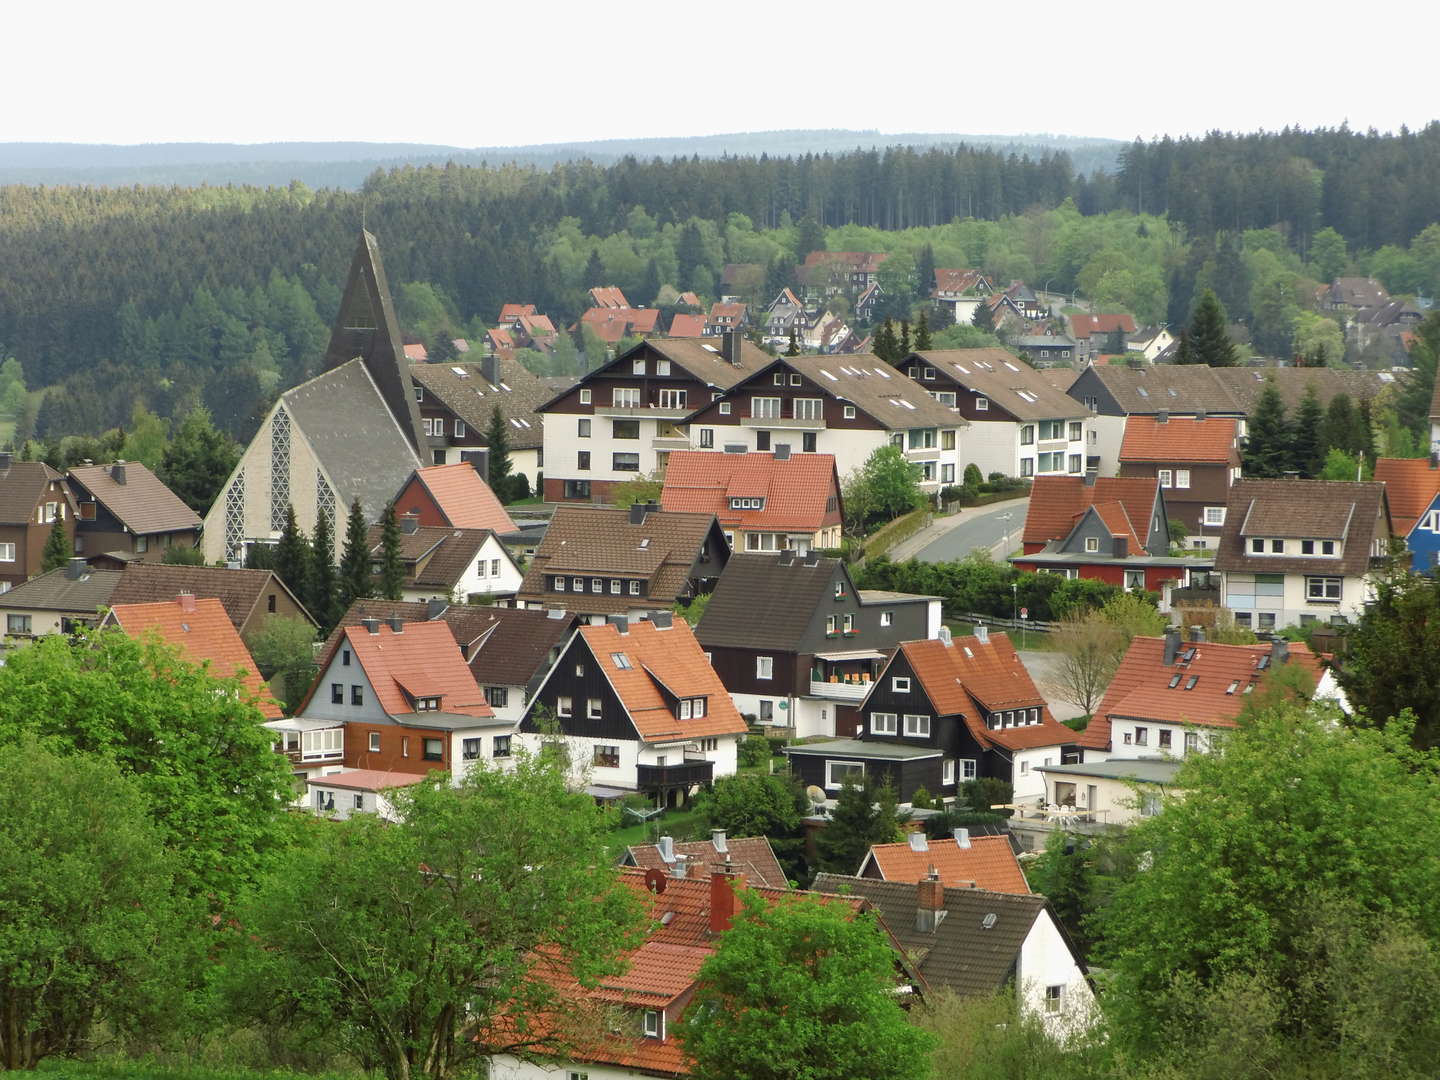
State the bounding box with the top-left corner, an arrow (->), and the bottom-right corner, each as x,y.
403,344 -> 428,362
498,303 -> 537,320
106,596 -> 281,719
579,306 -> 658,343
802,251 -> 889,272
412,463 -> 517,532
305,768 -> 428,792
862,834 -> 1029,894
1022,475 -> 1159,547
932,268 -> 987,296
337,621 -> 494,720
1068,313 -> 1138,340
625,836 -> 788,889
579,620 -> 747,742
1081,636 -> 1324,750
659,451 -> 841,533
1374,457 -> 1440,536
667,313 -> 706,338
709,302 -> 747,321
588,286 -> 630,309
1120,415 -> 1240,465
485,327 -> 514,350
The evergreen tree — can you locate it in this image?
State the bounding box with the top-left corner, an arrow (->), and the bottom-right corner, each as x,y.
971,299 -> 995,333
1290,384 -> 1325,476
426,332 -> 458,366
1172,329 -> 1196,365
638,258 -> 661,308
913,309 -> 933,352
795,216 -> 825,263
338,498 -> 373,608
377,503 -> 405,602
915,244 -> 937,297
583,248 -> 604,288
485,407 -> 515,504
1242,379 -> 1291,477
157,406 -> 240,514
873,319 -> 899,364
785,329 -> 800,357
816,775 -> 903,873
1318,393 -> 1369,459
897,320 -> 911,360
273,505 -> 312,607
40,516 -> 69,573
309,507 -> 340,633
1187,289 -> 1238,367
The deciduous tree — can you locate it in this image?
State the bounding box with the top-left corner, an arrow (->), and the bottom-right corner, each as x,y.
1048,612 -> 1126,716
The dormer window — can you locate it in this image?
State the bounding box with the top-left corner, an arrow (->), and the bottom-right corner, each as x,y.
834,581 -> 847,599
416,696 -> 441,712
678,697 -> 707,720
643,1009 -> 663,1039
730,497 -> 765,510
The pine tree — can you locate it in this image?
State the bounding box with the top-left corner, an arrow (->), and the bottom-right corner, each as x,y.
1290,384 -> 1325,476
873,319 -> 899,364
915,244 -> 936,298
584,248 -> 604,288
338,498 -> 373,608
1319,393 -> 1370,460
1172,330 -> 1197,365
273,505 -> 312,605
913,309 -> 933,352
795,216 -> 825,263
485,407 -> 515,504
1187,289 -> 1238,367
971,299 -> 995,333
40,516 -> 69,573
785,329 -> 800,357
426,332 -> 458,366
309,507 -> 340,633
897,320 -> 911,360
1242,380 -> 1291,477
377,503 -> 405,602
638,258 -> 661,308
815,775 -> 902,874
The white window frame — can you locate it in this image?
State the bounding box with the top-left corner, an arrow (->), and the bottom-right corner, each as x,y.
891,676 -> 911,693
756,656 -> 774,680
719,402 -> 732,415
1157,469 -> 1172,488
579,388 -> 591,404
1175,469 -> 1191,488
943,759 -> 956,785
903,713 -> 931,738
1085,536 -> 1099,552
0,543 -> 14,562
1306,576 -> 1342,601
587,698 -> 602,720
556,696 -> 572,717
612,387 -> 640,408
871,712 -> 898,735
1204,506 -> 1226,526
960,758 -> 977,780
751,396 -> 782,419
825,760 -> 865,790
843,405 -> 857,419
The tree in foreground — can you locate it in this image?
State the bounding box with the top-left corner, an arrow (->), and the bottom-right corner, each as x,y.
1241,379 -> 1290,476
0,740 -> 191,1070
842,444 -> 925,534
377,502 -> 406,601
815,775 -> 903,873
225,756 -> 645,1080
157,405 -> 240,514
39,514 -> 69,572
681,890 -> 933,1080
338,496 -> 373,607
1096,701 -> 1440,1056
0,630 -> 293,906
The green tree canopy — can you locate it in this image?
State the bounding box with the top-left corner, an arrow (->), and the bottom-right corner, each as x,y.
1241,379 -> 1291,476
245,615 -> 319,715
815,775 -> 903,874
842,444 -> 925,533
273,503 -> 311,606
378,502 -> 406,601
40,515 -> 69,572
308,505 -> 340,632
1183,288 -> 1238,366
485,406 -> 515,502
338,496 -> 373,609
156,406 -> 240,514
1337,566 -> 1440,750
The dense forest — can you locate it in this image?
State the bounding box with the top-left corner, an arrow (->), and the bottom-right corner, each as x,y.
3,125 -> 1440,446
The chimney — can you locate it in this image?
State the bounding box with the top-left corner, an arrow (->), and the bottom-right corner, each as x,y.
670,854 -> 688,879
481,352 -> 499,386
362,617 -> 381,634
955,828 -> 971,849
1083,467 -> 1098,487
1189,625 -> 1206,644
608,614 -> 629,635
0,451 -> 11,470
1112,535 -> 1129,558
721,329 -> 742,366
773,443 -> 791,460
973,625 -> 988,645
915,867 -> 946,933
908,831 -> 929,853
629,502 -> 649,525
650,611 -> 673,630
710,864 -> 744,934
401,512 -> 419,535
657,835 -> 675,863
176,591 -> 196,614
937,625 -> 953,646
65,557 -> 87,580
387,616 -> 404,633
110,461 -> 127,485
711,829 -> 728,854
426,597 -> 449,620
1195,406 -> 1207,421
1163,626 -> 1181,666
1156,409 -> 1169,424
1271,638 -> 1290,665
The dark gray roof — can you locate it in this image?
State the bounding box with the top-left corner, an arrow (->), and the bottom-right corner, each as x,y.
409,356 -> 549,451
911,349 -> 1088,421
1035,757 -> 1182,784
281,358 -> 423,521
696,552 -> 841,651
811,874 -> 1047,997
0,566 -> 122,613
1076,365 -> 1397,416
0,461 -> 69,526
783,738 -> 941,760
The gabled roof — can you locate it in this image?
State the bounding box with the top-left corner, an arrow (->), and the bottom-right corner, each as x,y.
1119,415 -> 1240,464
802,251 -> 889,273
498,303 -> 537,320
1082,635 -> 1324,749
588,285 -> 630,309
1215,478 -> 1389,579
860,834 -> 1029,894
1068,313 -> 1137,340
770,354 -> 963,429
1076,365 -> 1396,416
1373,457 -> 1440,535
908,349 -> 1087,420
105,596 -> 281,719
932,268 -> 989,296
409,355 -> 549,451
67,462 -> 200,535
665,313 -> 706,338
660,451 -> 840,533
577,619 -> 747,742
402,343 -> 428,362
366,524 -> 502,591
624,835 -> 788,889
639,337 -> 774,389
0,460 -> 69,525
696,551 -> 850,652
0,565 -> 121,613
408,463 -> 517,532
324,620 -> 494,721
811,873 -> 1048,998
709,301 -> 747,321
1022,476 -> 1159,549
109,564 -> 314,630
1329,276 -> 1389,308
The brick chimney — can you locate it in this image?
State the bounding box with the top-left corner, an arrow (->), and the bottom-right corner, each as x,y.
401,512 -> 420,535
915,866 -> 946,933
176,591 -> 196,614
710,862 -> 745,934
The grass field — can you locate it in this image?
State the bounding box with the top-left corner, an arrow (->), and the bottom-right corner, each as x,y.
605,804 -> 707,856
35,1063 -> 361,1080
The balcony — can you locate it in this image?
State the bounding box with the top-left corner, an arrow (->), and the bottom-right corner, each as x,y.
740,416 -> 824,429
594,405 -> 690,419
637,758 -> 715,791
809,678 -> 871,701
651,436 -> 691,451
903,446 -> 940,460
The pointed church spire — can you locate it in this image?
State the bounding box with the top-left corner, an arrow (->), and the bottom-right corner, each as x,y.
323,230 -> 428,456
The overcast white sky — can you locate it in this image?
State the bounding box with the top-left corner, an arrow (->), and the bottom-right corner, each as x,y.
8,0 -> 1435,147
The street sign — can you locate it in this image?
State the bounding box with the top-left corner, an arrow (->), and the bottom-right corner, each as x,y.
1020,607 -> 1029,619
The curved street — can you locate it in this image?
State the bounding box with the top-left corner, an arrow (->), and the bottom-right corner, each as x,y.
891,498 -> 1029,564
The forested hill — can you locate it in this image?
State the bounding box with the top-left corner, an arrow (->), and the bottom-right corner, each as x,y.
0,131 -> 1123,188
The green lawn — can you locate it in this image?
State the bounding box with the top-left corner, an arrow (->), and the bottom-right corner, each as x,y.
36,1063 -> 360,1080
606,804 -> 708,857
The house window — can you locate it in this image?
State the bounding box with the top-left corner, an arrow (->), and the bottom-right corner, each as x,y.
609,579 -> 621,594
578,418 -> 591,437
843,406 -> 856,419
657,389 -> 687,409
423,738 -> 443,761
1020,458 -> 1034,478
975,396 -> 989,411
751,396 -> 781,419
1158,469 -> 1172,488
331,683 -> 343,704
1068,422 -> 1082,441
1175,469 -> 1191,488
578,388 -> 592,405
493,735 -> 511,758
352,686 -> 363,706
1069,455 -> 1082,473
401,737 -> 409,757
1271,539 -> 1284,553
756,656 -> 774,680
699,428 -> 714,448
961,758 -> 977,780
719,402 -> 732,415
1045,985 -> 1063,1014
1184,731 -> 1199,753
557,696 -> 572,717
593,745 -> 620,768
564,480 -> 591,499
135,535 -> 149,553
871,712 -> 898,735
825,760 -> 864,789
612,419 -> 640,439
629,580 -> 641,596
943,759 -> 956,786
1085,536 -> 1099,552
1158,729 -> 1173,749
773,372 -> 785,385
483,686 -> 510,710
613,388 -> 640,408
632,359 -> 646,374
1204,507 -> 1226,526
587,697 -> 602,719
1134,726 -> 1149,746
758,699 -> 774,722
1251,537 -> 1264,553
903,714 -> 931,737
1020,425 -> 1035,446
642,1009 -> 663,1039
462,738 -> 480,760
613,453 -> 641,472
455,420 -> 466,438
892,676 -> 911,693
756,431 -> 771,452
793,398 -> 823,420
341,648 -> 349,665
1125,570 -> 1146,591
1140,792 -> 1162,817
802,432 -> 818,453
1306,576 -> 1342,602
353,793 -> 364,810
368,732 -> 380,752
657,360 -> 671,375
880,611 -> 893,627
942,429 -> 956,450
554,576 -> 567,592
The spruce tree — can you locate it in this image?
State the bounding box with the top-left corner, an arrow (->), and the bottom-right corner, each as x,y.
377,503 -> 406,602
1172,330 -> 1197,365
426,332 -> 458,366
913,309 -> 933,352
583,248 -> 604,288
309,508 -> 340,633
873,319 -> 898,364
1290,384 -> 1325,477
273,505 -> 312,605
972,299 -> 995,334
815,775 -> 902,874
638,258 -> 661,308
1319,393 -> 1367,460
898,320 -> 911,360
485,407 -> 515,504
157,406 -> 240,514
785,329 -> 800,357
915,244 -> 937,297
338,498 -> 373,608
1187,289 -> 1238,367
40,516 -> 69,573
1242,380 -> 1291,477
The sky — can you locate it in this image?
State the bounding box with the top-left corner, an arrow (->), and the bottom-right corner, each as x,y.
8,0 -> 1436,148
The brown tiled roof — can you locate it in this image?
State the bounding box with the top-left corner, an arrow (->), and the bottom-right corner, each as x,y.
1022,476 -> 1159,547
109,564 -> 313,630
1082,635 -> 1323,750
408,356 -> 548,450
410,463 -> 516,532
625,835 -> 788,889
666,313 -> 706,338
518,506 -> 717,614
642,338 -> 774,390
366,525 -> 499,591
0,565 -> 121,612
1373,458 -> 1440,535
67,462 -> 200,535
660,451 -> 840,533
1081,365 -> 1396,416
1120,415 -> 1240,464
932,268 -> 989,296
861,834 -> 1029,894
1329,277 -> 1389,308
0,460 -> 69,526
579,619 -> 747,742
910,349 -> 1088,420
1214,478 -> 1389,578
778,354 -> 963,429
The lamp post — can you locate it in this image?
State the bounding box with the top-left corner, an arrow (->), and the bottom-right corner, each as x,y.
1042,278 -> 1055,316
1012,581 -> 1019,648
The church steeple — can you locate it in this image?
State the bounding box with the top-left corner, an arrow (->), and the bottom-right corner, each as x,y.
322,230 -> 428,456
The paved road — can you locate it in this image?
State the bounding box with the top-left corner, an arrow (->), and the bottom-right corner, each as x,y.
1017,649 -> 1086,722
912,499 -> 1029,564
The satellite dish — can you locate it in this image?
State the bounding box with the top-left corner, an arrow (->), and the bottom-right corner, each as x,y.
806,785 -> 827,806
643,868 -> 668,894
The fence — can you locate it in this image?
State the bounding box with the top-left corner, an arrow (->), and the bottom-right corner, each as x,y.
949,611 -> 1057,636
858,508 -> 932,564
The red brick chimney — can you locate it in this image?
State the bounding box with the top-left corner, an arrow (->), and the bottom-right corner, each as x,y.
709,863 -> 745,934
177,592 -> 196,614
915,866 -> 947,932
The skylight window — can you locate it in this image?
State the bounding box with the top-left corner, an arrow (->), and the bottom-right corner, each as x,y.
1225,680 -> 1240,694
820,368 -> 838,381
639,538 -> 650,549
1002,360 -> 1019,372
452,366 -> 468,376
1184,675 -> 1198,690
1137,387 -> 1150,397
499,382 -> 512,391
875,368 -> 890,378
612,652 -> 632,669
954,363 -> 970,374
1168,673 -> 1182,688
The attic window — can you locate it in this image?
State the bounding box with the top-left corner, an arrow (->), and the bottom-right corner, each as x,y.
416,696 -> 442,711
639,538 -> 650,549
611,652 -> 632,670
1226,680 -> 1240,694
451,366 -> 468,376
1184,676 -> 1198,690
1168,673 -> 1182,689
